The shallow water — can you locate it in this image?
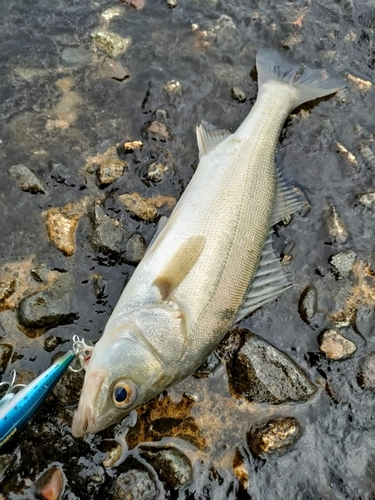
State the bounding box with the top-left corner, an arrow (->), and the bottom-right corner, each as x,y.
1,0 -> 375,498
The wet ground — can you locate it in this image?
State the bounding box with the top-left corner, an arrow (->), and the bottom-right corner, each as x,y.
1,0 -> 375,498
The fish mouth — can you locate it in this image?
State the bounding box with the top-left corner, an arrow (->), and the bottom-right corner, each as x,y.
72,371 -> 106,437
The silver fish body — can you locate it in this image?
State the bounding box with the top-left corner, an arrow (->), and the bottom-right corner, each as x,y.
72,50 -> 345,437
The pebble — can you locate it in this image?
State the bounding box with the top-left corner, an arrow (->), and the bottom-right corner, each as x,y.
8,164 -> 46,194
330,250 -> 357,278
147,162 -> 169,182
45,202 -> 85,257
325,203 -> 349,244
91,31 -> 131,58
298,285 -> 317,325
125,233 -> 146,264
231,86 -> 246,103
100,58 -> 130,81
93,274 -> 107,299
359,144 -> 375,168
18,273 -> 76,329
227,331 -> 316,404
35,466 -> 65,500
112,470 -> 157,500
335,142 -> 357,168
358,352 -> 375,390
97,157 -> 127,186
124,140 -> 143,153
139,446 -> 192,489
164,80 -> 182,94
119,192 -> 157,220
359,192 -> 375,208
121,0 -> 145,9
0,279 -> 16,303
167,0 -> 178,7
318,329 -> 357,360
60,47 -> 92,67
208,14 -> 237,40
0,344 -> 13,374
247,417 -> 301,457
31,262 -> 49,283
102,441 -> 122,468
144,121 -> 172,142
43,336 -> 60,353
90,204 -> 126,256
53,358 -> 85,405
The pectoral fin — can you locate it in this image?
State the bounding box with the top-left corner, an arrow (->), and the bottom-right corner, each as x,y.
196,121 -> 231,158
153,235 -> 206,300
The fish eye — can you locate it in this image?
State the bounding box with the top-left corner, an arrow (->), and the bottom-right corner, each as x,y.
112,380 -> 138,409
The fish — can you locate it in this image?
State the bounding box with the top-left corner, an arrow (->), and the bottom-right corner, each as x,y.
0,350 -> 75,448
72,49 -> 346,437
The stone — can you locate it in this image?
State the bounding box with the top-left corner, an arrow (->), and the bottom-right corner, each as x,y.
93,274 -> 107,299
0,279 -> 16,303
91,31 -> 131,58
102,441 -> 122,468
358,352 -> 375,390
147,162 -> 169,182
44,336 -> 60,353
18,273 -> 76,329
227,331 -> 316,404
359,192 -> 375,208
139,446 -> 192,489
164,80 -> 181,94
53,358 -> 85,405
231,86 -> 246,102
119,193 -> 176,220
298,285 -> 317,325
121,0 -> 145,9
318,329 -> 357,360
247,417 -> 301,457
112,470 -> 157,500
97,157 -> 126,186
208,14 -> 237,40
90,204 -> 126,256
35,466 -> 64,500
8,164 -> 46,194
60,47 -> 92,67
47,161 -> 86,189
167,0 -> 178,7
325,203 -> 349,244
0,344 -> 13,375
124,141 -> 143,153
144,121 -> 171,142
100,58 -> 130,81
330,250 -> 357,278
125,234 -> 146,264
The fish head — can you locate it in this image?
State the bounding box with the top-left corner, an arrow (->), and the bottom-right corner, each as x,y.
72,324 -> 164,437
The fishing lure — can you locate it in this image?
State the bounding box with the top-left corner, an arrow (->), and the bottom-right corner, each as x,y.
0,336 -> 91,448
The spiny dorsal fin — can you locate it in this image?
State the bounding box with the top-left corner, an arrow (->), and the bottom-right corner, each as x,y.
196,120 -> 231,158
153,235 -> 206,300
234,231 -> 292,322
271,166 -> 306,225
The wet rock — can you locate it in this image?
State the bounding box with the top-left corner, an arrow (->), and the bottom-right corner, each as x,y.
121,0 -> 145,9
298,285 -> 317,325
102,441 -> 122,468
335,142 -> 358,169
144,121 -> 172,142
318,329 -> 357,360
227,331 -> 316,404
0,344 -> 13,374
231,86 -> 246,103
359,144 -> 375,168
93,274 -> 107,299
60,47 -> 91,67
247,417 -> 301,458
18,273 -> 76,329
167,0 -> 178,7
358,352 -> 375,390
125,234 -> 146,264
119,192 -> 158,220
124,140 -> 143,153
97,157 -> 127,186
112,470 -> 157,500
53,359 -> 85,405
0,279 -> 16,303
91,31 -> 131,57
147,163 -> 169,182
164,80 -> 182,94
233,449 -> 249,490
0,454 -> 12,482
8,164 -> 46,194
139,446 -> 192,489
47,161 -> 86,189
346,74 -> 372,92
193,352 -> 221,378
330,250 -> 357,278
325,203 -> 349,244
100,58 -> 130,81
31,262 -> 49,283
208,14 -> 237,42
35,466 -> 64,500
45,201 -> 87,257
44,336 -> 60,353
359,192 -> 375,208
90,203 -> 126,256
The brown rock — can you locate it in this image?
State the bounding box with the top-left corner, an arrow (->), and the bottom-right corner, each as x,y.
121,0 -> 145,8
318,329 -> 357,360
145,121 -> 172,141
247,417 -> 301,457
97,157 -> 126,186
119,192 -> 176,220
35,466 -> 64,500
358,352 -> 375,390
124,140 -> 143,152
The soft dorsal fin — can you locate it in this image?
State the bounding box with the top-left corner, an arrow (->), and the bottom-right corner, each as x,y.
271,167 -> 306,225
196,120 -> 231,158
153,235 -> 206,300
234,230 -> 292,322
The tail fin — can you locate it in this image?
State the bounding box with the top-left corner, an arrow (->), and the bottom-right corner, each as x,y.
256,49 -> 346,108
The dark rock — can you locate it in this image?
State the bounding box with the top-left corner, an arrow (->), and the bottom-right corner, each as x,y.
125,234 -> 146,264
227,331 -> 316,404
318,329 -> 356,360
8,164 -> 46,194
47,161 -> 86,189
330,250 -> 357,278
298,285 -> 317,325
231,86 -> 246,102
0,344 -> 13,375
18,273 -> 76,329
44,336 -> 60,353
60,47 -> 92,67
193,352 -> 221,378
93,274 -> 107,299
112,470 -> 157,500
90,204 -> 126,256
358,352 -> 375,390
247,417 -> 301,457
0,279 -> 16,303
53,358 -> 85,405
139,446 -> 192,489
144,121 -> 172,142
31,262 -> 49,283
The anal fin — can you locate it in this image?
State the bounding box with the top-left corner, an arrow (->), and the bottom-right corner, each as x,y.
234,232 -> 292,322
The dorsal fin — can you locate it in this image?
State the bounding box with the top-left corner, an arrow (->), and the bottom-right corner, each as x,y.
196,121 -> 231,158
153,235 -> 206,300
271,167 -> 306,225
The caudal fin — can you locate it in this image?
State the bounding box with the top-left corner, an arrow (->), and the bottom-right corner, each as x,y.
256,49 -> 346,108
